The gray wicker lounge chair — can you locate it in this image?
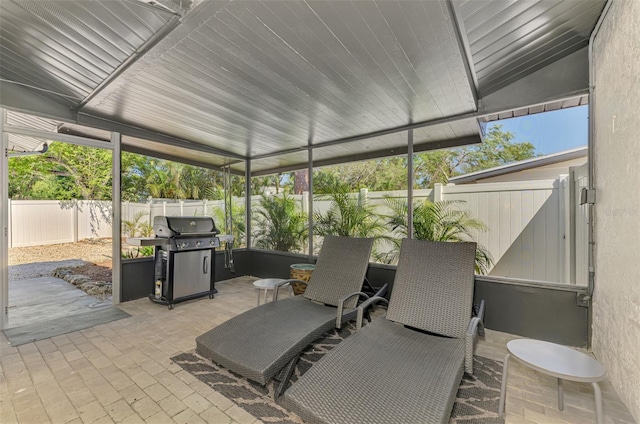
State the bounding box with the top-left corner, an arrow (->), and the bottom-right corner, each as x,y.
196,235 -> 376,392
282,239 -> 483,424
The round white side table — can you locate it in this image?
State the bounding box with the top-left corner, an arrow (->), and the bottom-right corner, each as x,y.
253,278 -> 291,306
499,338 -> 606,424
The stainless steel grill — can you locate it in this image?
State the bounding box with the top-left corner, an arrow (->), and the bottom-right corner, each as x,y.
152,216 -> 220,309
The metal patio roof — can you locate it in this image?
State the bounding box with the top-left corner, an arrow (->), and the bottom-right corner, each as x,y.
0,0 -> 605,175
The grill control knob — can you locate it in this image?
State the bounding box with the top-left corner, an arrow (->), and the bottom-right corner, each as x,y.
180,242 -> 187,249
196,241 -> 202,247
210,240 -> 216,246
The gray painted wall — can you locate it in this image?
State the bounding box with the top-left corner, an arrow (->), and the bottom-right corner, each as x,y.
592,1 -> 640,420
246,249 -> 589,347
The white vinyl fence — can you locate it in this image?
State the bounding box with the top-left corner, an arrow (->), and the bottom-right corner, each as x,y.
9,171 -> 588,285
8,200 -> 112,247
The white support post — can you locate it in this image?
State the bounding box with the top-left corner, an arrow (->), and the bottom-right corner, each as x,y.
559,174 -> 571,284
179,200 -> 184,216
162,201 -> 167,216
147,196 -> 152,223
358,188 -> 368,207
111,132 -> 122,304
125,201 -> 130,223
7,198 -> 11,249
72,199 -> 79,242
433,183 -> 444,202
301,191 -> 309,214
0,108 -> 9,329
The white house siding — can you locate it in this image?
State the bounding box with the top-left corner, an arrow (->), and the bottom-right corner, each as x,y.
592,1 -> 640,421
473,156 -> 587,183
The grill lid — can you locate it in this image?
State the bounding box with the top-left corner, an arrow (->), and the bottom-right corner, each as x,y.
154,216 -> 219,237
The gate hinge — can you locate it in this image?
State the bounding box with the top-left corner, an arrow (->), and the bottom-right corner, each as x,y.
576,292 -> 591,307
580,188 -> 596,205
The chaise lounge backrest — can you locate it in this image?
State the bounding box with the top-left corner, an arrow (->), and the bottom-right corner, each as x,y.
386,239 -> 476,339
302,235 -> 373,308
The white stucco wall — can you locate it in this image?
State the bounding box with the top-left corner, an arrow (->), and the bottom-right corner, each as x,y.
592,1 -> 640,421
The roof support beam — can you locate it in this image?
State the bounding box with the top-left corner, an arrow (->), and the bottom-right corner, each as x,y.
251,135 -> 480,177
446,0 -> 480,108
75,114 -> 246,160
76,15 -> 183,110
122,144 -> 245,175
3,125 -> 113,150
0,80 -> 77,123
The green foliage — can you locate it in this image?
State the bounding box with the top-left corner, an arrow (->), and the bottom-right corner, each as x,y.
252,193 -> 308,253
384,198 -> 493,274
413,125 -> 536,187
209,201 -> 246,247
9,143 -> 112,199
313,183 -> 387,239
121,246 -> 154,259
122,211 -> 153,238
313,157 -> 407,194
8,142 -> 246,201
309,125 -> 536,191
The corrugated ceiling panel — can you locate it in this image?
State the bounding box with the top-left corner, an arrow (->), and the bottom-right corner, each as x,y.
6,111 -> 58,151
85,0 -> 476,158
456,0 -> 606,94
0,0 -> 172,105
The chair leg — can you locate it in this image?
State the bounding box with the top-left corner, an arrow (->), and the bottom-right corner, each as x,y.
498,353 -> 511,417
558,378 -> 564,411
592,382 -> 604,424
275,355 -> 299,399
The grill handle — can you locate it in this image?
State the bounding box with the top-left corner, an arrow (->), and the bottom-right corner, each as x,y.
203,255 -> 209,274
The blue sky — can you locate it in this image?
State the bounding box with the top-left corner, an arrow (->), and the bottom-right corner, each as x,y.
486,105 -> 588,155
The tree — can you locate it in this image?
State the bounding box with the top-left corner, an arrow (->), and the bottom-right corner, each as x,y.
310,125 -> 535,191
413,125 -> 536,187
252,193 -> 308,252
384,198 -> 493,274
313,157 -> 408,193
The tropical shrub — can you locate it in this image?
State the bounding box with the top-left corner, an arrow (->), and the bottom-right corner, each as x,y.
384,198 -> 493,274
253,193 -> 308,253
313,183 -> 390,259
209,200 -> 246,247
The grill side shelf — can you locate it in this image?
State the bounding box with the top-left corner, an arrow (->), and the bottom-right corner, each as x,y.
126,237 -> 169,247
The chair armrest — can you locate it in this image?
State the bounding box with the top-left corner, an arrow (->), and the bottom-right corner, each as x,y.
273,279 -> 307,301
465,300 -> 485,374
373,283 -> 388,298
336,292 -> 370,328
355,296 -> 389,330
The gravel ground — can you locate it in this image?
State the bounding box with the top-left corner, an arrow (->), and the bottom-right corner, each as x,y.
8,238 -> 113,281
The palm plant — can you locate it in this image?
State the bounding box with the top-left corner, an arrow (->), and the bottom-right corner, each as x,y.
209,201 -> 246,247
313,183 -> 389,258
122,211 -> 153,238
253,193 -> 308,253
384,198 -> 493,274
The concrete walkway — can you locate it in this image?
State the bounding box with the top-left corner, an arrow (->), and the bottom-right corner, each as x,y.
7,276 -> 112,329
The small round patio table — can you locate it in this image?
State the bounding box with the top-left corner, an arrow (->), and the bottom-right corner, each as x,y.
499,338 -> 606,424
253,278 -> 291,306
